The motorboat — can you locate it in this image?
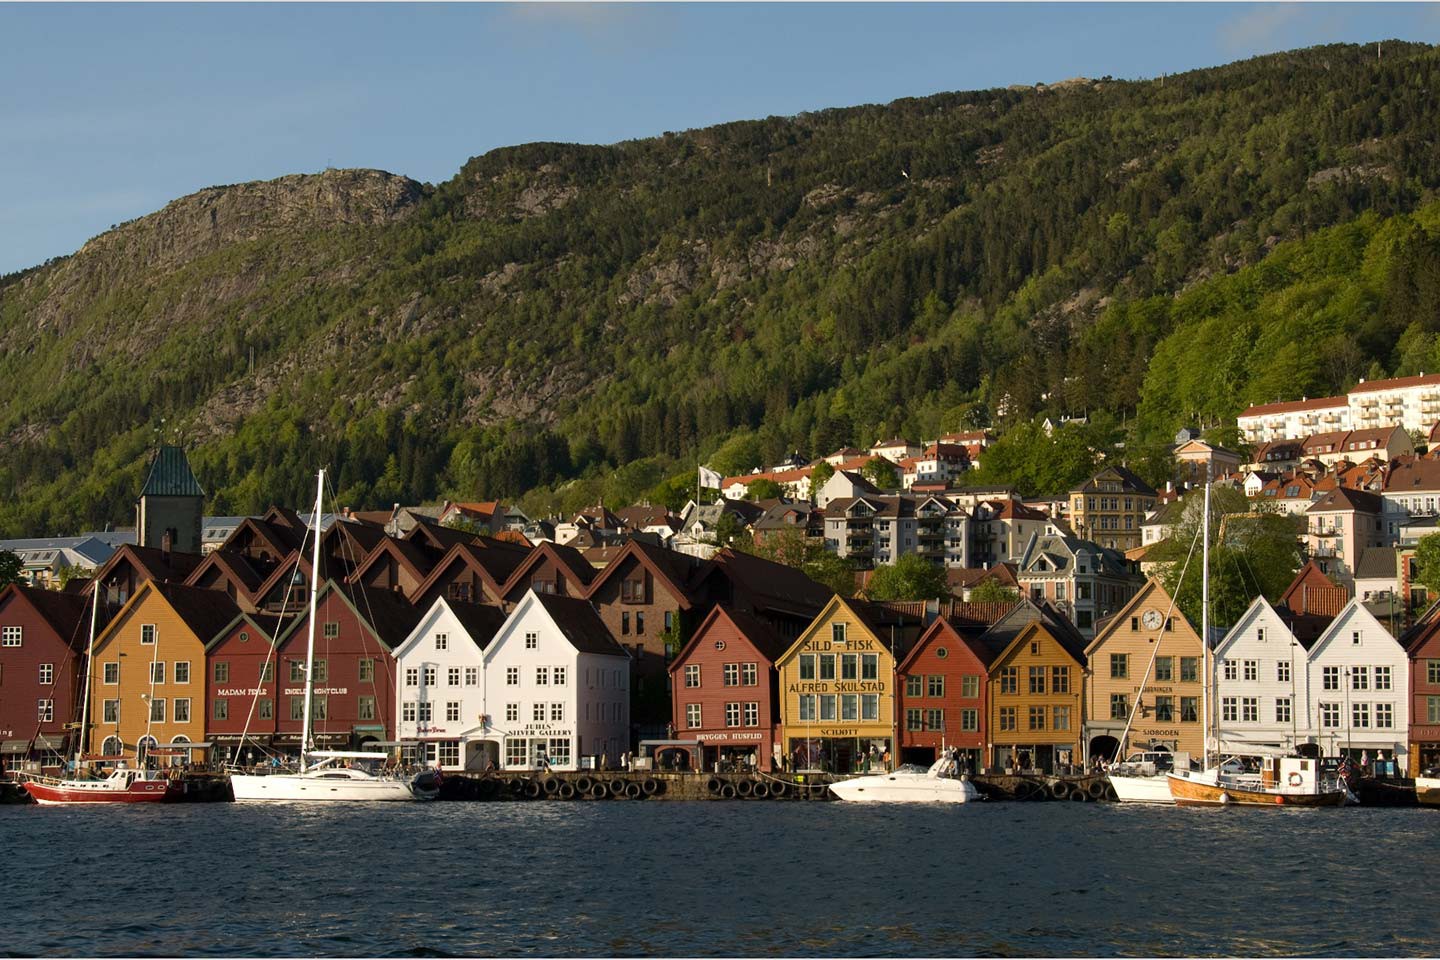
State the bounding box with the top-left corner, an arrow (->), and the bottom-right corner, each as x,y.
1167,755 -> 1349,807
828,749 -> 980,803
230,754 -> 438,802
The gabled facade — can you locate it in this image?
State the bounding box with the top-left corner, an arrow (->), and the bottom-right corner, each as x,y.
267,581 -> 422,756
1016,532 -> 1141,637
984,617 -> 1086,774
668,606 -> 787,771
481,591 -> 631,770
1306,486 -> 1387,587
1213,597 -> 1313,755
774,596 -> 922,773
409,540 -> 531,610
584,539 -> 706,728
1083,580 -> 1206,763
895,616 -> 993,769
498,541 -> 596,607
1402,603 -> 1440,774
203,612 -> 289,763
347,537 -> 439,598
391,598 -> 506,770
184,549 -> 267,613
89,581 -> 240,765
0,585 -> 91,770
1304,600 -> 1409,763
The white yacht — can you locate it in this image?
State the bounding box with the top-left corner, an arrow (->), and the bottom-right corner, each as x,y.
229,470 -> 435,804
1106,751 -> 1178,805
828,750 -> 980,804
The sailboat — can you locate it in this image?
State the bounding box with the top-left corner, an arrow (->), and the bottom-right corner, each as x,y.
1164,479 -> 1348,807
22,589 -> 180,804
230,470 -> 435,802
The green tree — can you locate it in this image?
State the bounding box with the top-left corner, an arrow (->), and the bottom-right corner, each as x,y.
860,457 -> 899,490
1153,487 -> 1303,629
865,554 -> 950,601
969,578 -> 1019,603
1413,534 -> 1440,597
710,512 -> 750,550
0,550 -> 20,588
807,461 -> 835,502
744,478 -> 783,501
750,526 -> 855,597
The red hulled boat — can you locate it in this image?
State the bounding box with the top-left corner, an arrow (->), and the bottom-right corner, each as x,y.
21,767 -> 181,804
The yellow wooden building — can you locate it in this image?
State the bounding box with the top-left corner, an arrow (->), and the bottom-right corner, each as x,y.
1083,579 -> 1206,763
89,581 -> 239,767
985,608 -> 1087,774
775,596 -> 922,774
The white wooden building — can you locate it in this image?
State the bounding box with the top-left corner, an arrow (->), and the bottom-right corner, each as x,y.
482,590 -> 631,770
1303,599 -> 1409,764
392,598 -> 506,771
1213,598 -> 1315,754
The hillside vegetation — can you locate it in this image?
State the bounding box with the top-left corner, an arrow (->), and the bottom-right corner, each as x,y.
4,42 -> 1440,535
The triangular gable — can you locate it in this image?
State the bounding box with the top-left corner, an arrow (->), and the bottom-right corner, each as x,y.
896,616 -> 994,674
988,619 -> 1085,673
774,595 -> 884,667
409,541 -> 527,607
271,579 -> 417,654
391,597 -> 488,662
1306,598 -> 1401,661
1278,560 -> 1348,617
0,584 -> 91,652
184,550 -> 265,604
583,539 -> 702,609
1213,596 -> 1297,659
204,611 -> 290,652
218,516 -> 300,560
346,536 -> 436,590
404,518 -> 481,553
1084,578 -> 1190,657
500,541 -> 598,597
90,580 -> 238,657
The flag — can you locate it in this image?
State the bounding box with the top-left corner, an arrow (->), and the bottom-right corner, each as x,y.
698,465 -> 723,489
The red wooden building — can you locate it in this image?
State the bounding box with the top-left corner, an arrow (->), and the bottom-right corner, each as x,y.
0,585 -> 92,771
204,611 -> 291,765
667,606 -> 788,772
267,580 -> 423,756
895,605 -> 1013,770
1403,604 -> 1440,775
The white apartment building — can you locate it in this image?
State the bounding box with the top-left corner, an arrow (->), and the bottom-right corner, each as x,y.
1238,373 -> 1440,444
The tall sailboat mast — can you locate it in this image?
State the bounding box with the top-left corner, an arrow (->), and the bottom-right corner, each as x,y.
300,469 -> 325,770
1200,476 -> 1211,771
73,590 -> 100,767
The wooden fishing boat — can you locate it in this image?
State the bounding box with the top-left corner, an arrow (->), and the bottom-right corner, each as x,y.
1167,756 -> 1348,807
22,767 -> 180,804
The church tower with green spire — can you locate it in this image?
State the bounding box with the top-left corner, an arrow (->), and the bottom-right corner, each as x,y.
135,445 -> 205,555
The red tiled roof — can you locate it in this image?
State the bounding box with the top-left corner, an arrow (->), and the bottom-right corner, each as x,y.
1349,372 -> 1440,394
1239,396 -> 1348,418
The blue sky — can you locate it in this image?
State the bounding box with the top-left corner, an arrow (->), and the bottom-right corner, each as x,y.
2,2 -> 1438,275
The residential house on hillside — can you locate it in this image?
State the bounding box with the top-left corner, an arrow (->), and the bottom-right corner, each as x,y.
899,443 -> 970,490
719,466 -> 812,501
1068,466 -> 1157,552
0,536 -> 118,590
1238,396 -> 1351,444
1246,439 -> 1306,473
1381,457 -> 1440,540
814,469 -> 882,510
615,505 -> 682,543
823,495 -> 969,570
1172,439 -> 1242,486
0,585 -> 91,771
668,606 -> 788,772
946,563 -> 1021,601
870,438 -> 922,462
436,501 -> 527,536
1305,486 -> 1387,587
971,499 -> 1050,566
1355,547 -> 1402,608
554,506 -> 623,547
750,499 -> 821,547
1015,532 -> 1140,637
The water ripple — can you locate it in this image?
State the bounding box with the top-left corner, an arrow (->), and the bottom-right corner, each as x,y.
2,801 -> 1437,955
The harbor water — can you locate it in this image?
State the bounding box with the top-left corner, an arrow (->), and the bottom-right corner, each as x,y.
4,801 -> 1437,957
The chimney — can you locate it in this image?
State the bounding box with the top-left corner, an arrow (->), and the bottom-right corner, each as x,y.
161,529 -> 173,566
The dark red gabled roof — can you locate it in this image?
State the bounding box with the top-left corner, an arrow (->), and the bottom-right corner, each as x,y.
82,543 -> 205,595
500,541 -> 598,596
584,539 -> 707,609
405,518 -> 483,553
0,584 -> 93,652
668,605 -> 790,670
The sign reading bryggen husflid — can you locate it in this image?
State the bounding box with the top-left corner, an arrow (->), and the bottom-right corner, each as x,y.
775,597 -> 922,775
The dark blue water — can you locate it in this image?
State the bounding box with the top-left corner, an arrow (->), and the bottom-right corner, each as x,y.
3,801 -> 1437,956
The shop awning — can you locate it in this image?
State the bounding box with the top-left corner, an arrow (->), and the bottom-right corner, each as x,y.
1,739 -> 28,753
32,734 -> 66,750
156,741 -> 211,749
210,734 -> 273,743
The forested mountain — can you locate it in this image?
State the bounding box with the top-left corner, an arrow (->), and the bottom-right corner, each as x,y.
4,41 -> 1440,536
